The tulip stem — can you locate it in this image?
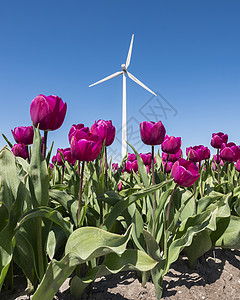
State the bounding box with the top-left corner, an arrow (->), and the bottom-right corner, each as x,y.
42,131 -> 48,158
236,174 -> 240,188
166,185 -> 177,230
151,145 -> 156,237
217,149 -> 220,184
164,153 -> 169,174
61,166 -> 64,184
104,146 -> 108,188
78,161 -> 85,226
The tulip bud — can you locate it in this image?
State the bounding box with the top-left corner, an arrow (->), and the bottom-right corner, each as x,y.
171,158 -> 200,187
211,132 -> 228,149
11,126 -> 34,145
90,119 -> 115,146
30,94 -> 67,131
140,121 -> 166,146
161,135 -> 181,154
220,142 -> 240,162
11,143 -> 28,159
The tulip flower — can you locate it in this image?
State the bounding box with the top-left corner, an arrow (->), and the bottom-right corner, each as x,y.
140,152 -> 153,166
171,158 -> 200,188
211,132 -> 228,149
128,153 -> 137,162
11,143 -> 29,160
30,94 -> 67,158
112,163 -> 119,172
70,127 -> 102,225
161,135 -> 181,154
140,120 -> 166,237
162,161 -> 173,174
220,142 -> 240,163
235,160 -> 240,172
140,121 -> 166,146
162,148 -> 183,162
90,119 -> 115,147
123,160 -> 138,173
118,181 -> 123,191
11,126 -> 34,145
68,124 -> 85,143
56,148 -> 76,166
186,145 -> 209,163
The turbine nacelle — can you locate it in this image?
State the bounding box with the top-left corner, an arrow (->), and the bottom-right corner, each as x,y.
121,64 -> 127,72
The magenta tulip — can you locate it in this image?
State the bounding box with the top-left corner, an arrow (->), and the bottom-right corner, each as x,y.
171,158 -> 200,187
235,160 -> 240,172
30,94 -> 67,131
68,124 -> 85,143
128,153 -> 137,162
70,130 -> 102,162
161,135 -> 181,154
220,142 -> 240,163
140,121 -> 166,146
112,163 -> 119,172
162,148 -> 182,162
211,132 -> 228,149
56,148 -> 76,166
140,153 -> 152,165
11,143 -> 28,159
186,145 -> 209,162
123,160 -> 138,173
90,119 -> 115,146
162,161 -> 173,173
118,181 -> 123,191
11,126 -> 34,145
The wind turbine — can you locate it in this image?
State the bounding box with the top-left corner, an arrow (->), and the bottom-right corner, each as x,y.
89,34 -> 157,159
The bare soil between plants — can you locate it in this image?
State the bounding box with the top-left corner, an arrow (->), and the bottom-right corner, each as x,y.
2,249 -> 240,300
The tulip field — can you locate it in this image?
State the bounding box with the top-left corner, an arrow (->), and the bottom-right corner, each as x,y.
1,94 -> 240,299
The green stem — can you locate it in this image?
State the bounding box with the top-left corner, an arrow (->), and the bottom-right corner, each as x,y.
193,182 -> 197,214
77,161 -> 85,226
104,146 -> 108,188
166,185 -> 177,230
61,166 -> 64,184
217,149 -> 220,184
42,131 -> 48,158
163,153 -> 169,174
236,173 -> 240,188
36,217 -> 44,281
151,145 -> 156,238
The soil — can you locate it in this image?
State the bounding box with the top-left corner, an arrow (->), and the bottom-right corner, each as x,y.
1,249 -> 240,300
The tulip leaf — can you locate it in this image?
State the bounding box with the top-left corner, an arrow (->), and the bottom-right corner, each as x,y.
16,206 -> 73,236
32,225 -> 134,299
102,180 -> 172,231
70,249 -> 158,299
29,126 -> 49,207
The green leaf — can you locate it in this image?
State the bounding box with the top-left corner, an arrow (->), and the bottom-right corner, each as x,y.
29,126 -> 49,207
215,216 -> 240,249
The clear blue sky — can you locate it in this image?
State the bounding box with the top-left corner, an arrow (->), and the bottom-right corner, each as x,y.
1,1 -> 239,162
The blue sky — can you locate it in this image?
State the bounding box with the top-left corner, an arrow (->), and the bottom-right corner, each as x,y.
1,1 -> 239,162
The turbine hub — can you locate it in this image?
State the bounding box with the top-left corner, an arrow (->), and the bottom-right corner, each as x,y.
121,64 -> 127,72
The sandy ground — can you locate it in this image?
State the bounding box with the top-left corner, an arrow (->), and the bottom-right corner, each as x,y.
2,249 -> 240,300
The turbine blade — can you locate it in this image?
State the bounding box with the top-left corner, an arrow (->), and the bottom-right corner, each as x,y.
89,71 -> 123,87
127,72 -> 157,96
125,34 -> 134,69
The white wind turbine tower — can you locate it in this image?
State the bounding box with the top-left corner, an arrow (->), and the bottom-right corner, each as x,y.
89,34 -> 157,159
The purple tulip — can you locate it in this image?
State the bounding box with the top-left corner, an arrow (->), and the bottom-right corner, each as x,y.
171,158 -> 200,187
235,160 -> 240,172
186,145 -> 210,162
162,161 -> 173,173
68,124 -> 85,143
161,135 -> 181,154
128,153 -> 137,162
56,148 -> 76,166
212,154 -> 224,166
112,163 -> 119,172
211,132 -> 228,149
123,160 -> 138,173
11,143 -> 29,159
220,142 -> 240,163
162,148 -> 182,162
140,121 -> 166,146
30,94 -> 67,131
70,129 -> 102,162
11,126 -> 34,145
90,120 -> 115,147
140,152 -> 152,165
118,181 -> 123,191
52,155 -> 57,164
